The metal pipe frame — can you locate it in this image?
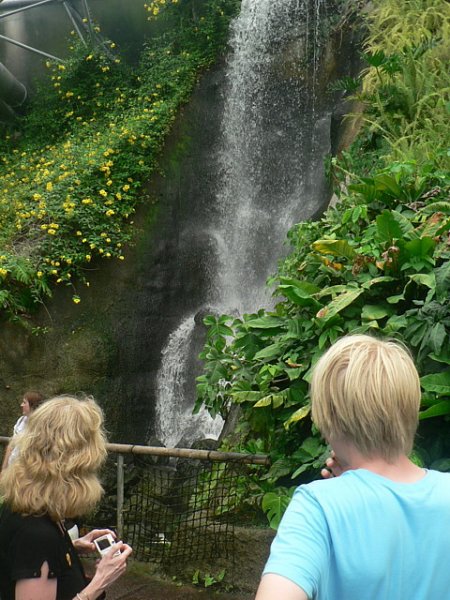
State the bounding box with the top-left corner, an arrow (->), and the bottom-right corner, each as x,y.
0,32 -> 64,62
0,0 -> 114,63
0,0 -> 59,18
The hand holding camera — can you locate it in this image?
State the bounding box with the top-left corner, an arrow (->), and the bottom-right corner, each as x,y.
94,533 -> 121,557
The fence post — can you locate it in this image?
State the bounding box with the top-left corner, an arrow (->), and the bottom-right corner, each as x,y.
116,453 -> 124,540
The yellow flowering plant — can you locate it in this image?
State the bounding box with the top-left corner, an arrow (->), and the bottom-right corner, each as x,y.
0,0 -> 240,322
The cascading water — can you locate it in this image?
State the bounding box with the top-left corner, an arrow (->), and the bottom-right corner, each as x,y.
211,0 -> 328,312
154,0 -> 331,447
155,315 -> 223,448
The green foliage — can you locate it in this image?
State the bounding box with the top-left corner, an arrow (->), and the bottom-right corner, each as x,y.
0,0 -> 240,323
196,0 -> 450,525
192,568 -> 226,588
262,487 -> 295,530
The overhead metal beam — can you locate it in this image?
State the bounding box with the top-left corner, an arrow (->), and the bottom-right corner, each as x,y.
0,33 -> 64,62
0,0 -> 59,20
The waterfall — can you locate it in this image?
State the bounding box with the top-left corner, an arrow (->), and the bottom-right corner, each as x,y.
155,0 -> 330,447
155,315 -> 224,448
212,0 -> 327,312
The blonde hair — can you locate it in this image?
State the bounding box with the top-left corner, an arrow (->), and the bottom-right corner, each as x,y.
0,395 -> 107,520
310,335 -> 421,461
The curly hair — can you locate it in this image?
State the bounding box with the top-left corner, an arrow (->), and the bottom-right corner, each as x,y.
0,395 -> 107,521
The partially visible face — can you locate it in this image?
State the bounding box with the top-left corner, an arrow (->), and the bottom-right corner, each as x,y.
20,398 -> 31,416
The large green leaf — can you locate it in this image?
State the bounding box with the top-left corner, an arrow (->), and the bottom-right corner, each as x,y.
435,262 -> 450,302
230,391 -> 263,404
429,347 -> 450,365
420,370 -> 450,394
408,273 -> 435,289
361,304 -> 394,321
315,285 -> 348,299
284,405 -> 311,429
278,279 -> 321,308
361,276 -> 396,289
312,239 -> 356,260
419,201 -> 450,215
262,489 -> 295,529
278,277 -> 320,295
374,173 -> 403,197
316,289 -> 364,322
246,316 -> 285,330
376,210 -> 406,243
429,323 -> 447,356
254,394 -> 285,409
419,401 -> 450,420
403,237 -> 435,259
254,342 -> 287,360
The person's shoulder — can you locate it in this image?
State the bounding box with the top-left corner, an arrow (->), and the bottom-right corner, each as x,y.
8,512 -> 59,544
290,472 -> 356,507
13,415 -> 27,433
426,469 -> 450,485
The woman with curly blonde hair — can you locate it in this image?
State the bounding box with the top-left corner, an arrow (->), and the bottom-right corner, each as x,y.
0,395 -> 132,600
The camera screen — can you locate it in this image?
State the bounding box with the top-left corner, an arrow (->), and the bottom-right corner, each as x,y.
97,538 -> 112,551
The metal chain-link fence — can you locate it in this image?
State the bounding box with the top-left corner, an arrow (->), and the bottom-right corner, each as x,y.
120,457 -> 268,563
0,438 -> 269,565
89,448 -> 270,564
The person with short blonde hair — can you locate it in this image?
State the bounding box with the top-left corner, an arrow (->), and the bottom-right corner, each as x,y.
310,335 -> 421,460
0,395 -> 132,600
256,335 -> 450,600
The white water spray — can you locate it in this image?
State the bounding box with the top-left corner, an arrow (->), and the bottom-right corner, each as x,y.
155,0 -> 328,447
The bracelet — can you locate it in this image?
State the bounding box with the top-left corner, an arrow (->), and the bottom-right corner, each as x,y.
76,593 -> 89,600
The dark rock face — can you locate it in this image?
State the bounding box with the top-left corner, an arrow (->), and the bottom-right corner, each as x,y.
0,59 -> 227,441
0,3 -> 363,444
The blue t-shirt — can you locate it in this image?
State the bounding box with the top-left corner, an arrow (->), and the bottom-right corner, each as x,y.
263,469 -> 450,599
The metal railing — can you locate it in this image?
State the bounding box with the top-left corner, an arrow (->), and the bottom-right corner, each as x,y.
0,436 -> 270,539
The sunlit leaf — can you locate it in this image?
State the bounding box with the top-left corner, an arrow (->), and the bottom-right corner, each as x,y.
312,239 -> 356,260
284,405 -> 311,429
316,289 -> 364,322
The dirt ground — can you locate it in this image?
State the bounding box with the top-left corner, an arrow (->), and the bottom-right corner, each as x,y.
107,571 -> 254,600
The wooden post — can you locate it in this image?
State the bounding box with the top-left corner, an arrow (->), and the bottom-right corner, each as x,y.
116,454 -> 124,540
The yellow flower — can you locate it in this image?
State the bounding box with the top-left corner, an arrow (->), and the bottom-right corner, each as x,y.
122,184 -> 130,192
72,296 -> 81,304
0,268 -> 8,277
82,198 -> 93,205
99,189 -> 108,197
46,182 -> 53,192
47,228 -> 57,235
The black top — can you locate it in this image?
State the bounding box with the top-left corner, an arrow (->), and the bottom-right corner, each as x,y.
0,505 -> 88,600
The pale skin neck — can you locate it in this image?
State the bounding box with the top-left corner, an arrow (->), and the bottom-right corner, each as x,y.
329,438 -> 425,483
